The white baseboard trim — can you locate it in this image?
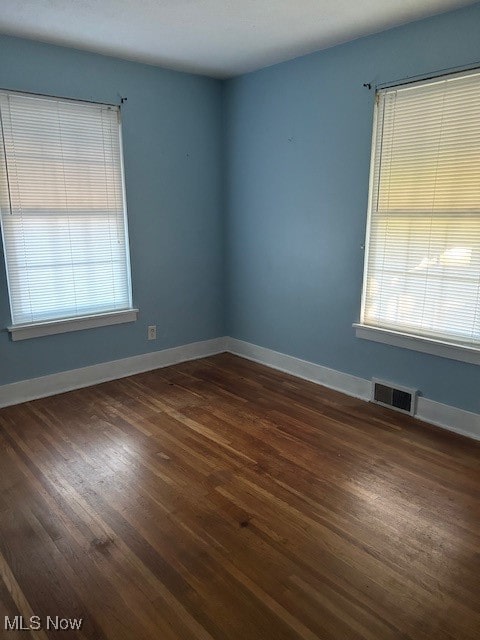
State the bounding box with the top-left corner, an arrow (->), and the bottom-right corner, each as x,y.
0,337 -> 228,409
415,397 -> 480,441
1,334 -> 478,441
226,337 -> 371,400
226,338 -> 480,441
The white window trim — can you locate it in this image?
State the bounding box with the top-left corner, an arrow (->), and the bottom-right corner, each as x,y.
8,308 -> 139,341
353,323 -> 480,365
0,90 -> 135,334
357,69 -> 480,364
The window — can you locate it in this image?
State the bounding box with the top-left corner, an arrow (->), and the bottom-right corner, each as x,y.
357,70 -> 480,363
0,91 -> 137,340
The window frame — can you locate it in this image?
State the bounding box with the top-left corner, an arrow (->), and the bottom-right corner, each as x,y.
0,90 -> 138,340
355,69 -> 480,365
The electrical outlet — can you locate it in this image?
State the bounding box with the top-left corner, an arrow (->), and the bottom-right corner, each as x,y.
147,325 -> 157,340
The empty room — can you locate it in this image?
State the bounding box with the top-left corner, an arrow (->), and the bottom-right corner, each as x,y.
0,0 -> 479,638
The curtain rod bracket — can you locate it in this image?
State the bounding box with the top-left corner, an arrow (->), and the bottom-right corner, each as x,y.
363,83 -> 372,90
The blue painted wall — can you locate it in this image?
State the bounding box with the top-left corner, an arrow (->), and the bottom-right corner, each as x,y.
224,3 -> 480,413
0,35 -> 224,384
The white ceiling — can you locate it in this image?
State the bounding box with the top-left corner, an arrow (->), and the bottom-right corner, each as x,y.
0,0 -> 475,78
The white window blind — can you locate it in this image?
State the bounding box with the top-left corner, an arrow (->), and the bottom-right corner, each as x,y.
361,69 -> 480,348
0,91 -> 133,327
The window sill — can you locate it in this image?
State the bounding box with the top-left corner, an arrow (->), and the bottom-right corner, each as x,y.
353,323 -> 480,365
8,309 -> 139,341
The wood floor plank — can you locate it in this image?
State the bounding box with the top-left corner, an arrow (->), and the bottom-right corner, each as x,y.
0,353 -> 479,639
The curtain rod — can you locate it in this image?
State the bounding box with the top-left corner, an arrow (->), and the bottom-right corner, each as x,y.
363,60 -> 480,91
0,86 -> 127,107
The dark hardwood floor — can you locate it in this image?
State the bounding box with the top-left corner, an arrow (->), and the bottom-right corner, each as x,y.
0,353 -> 479,640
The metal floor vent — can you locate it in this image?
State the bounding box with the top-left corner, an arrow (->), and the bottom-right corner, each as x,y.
371,379 -> 417,416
